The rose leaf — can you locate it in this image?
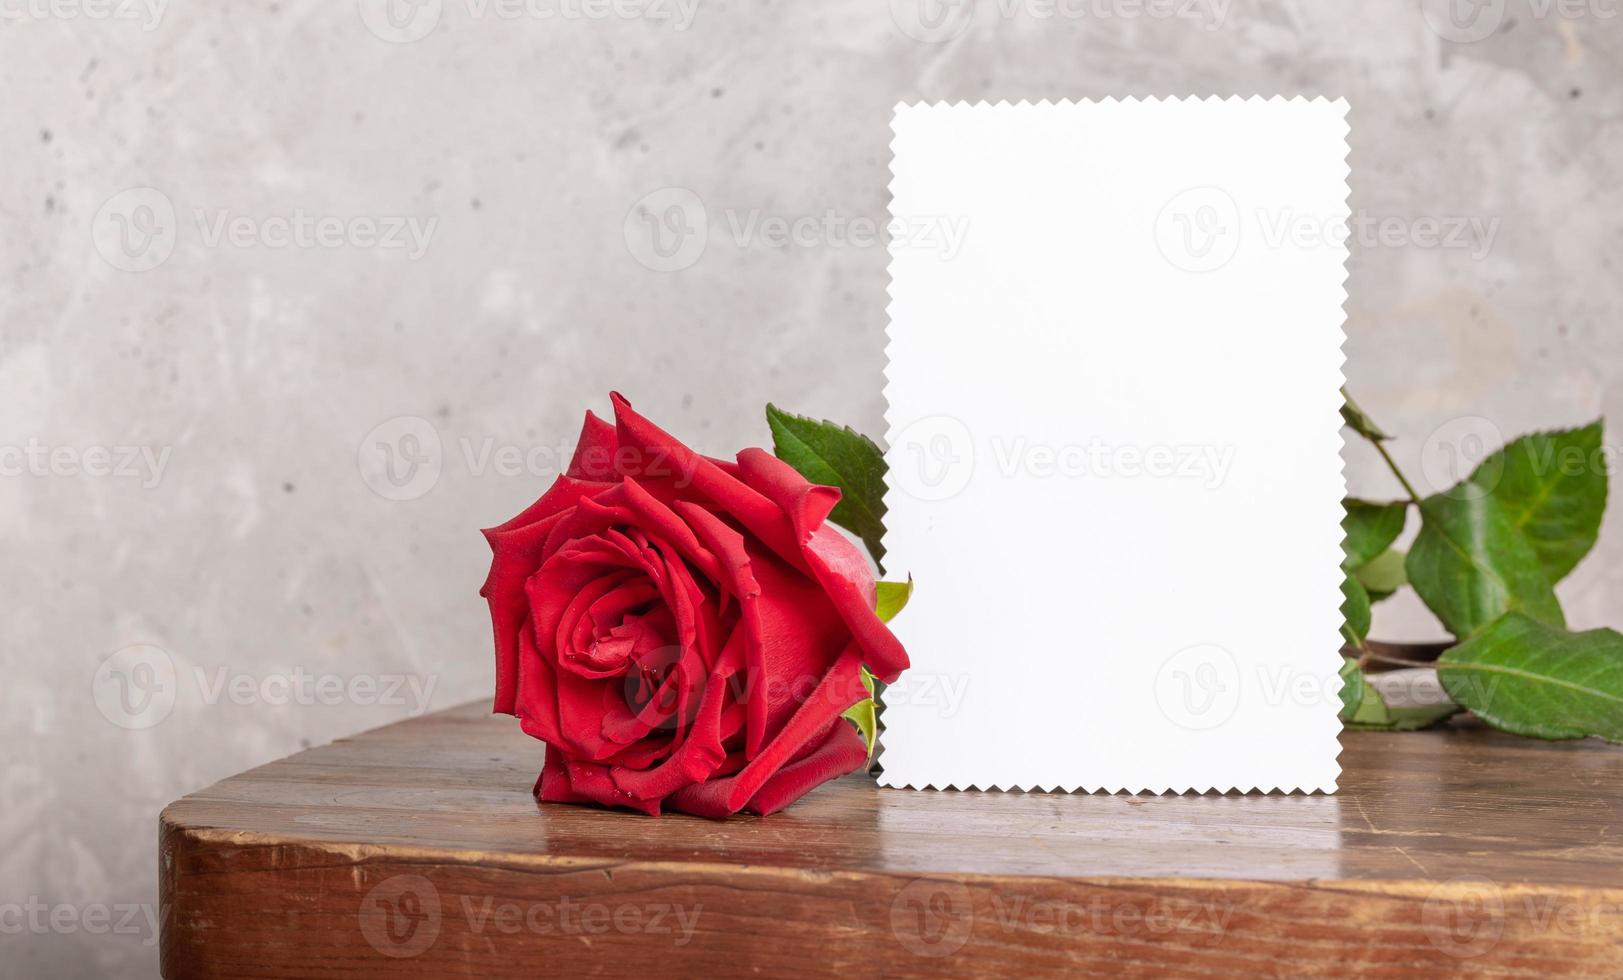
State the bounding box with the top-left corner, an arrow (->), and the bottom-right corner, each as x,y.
1406,493 -> 1564,639
1338,658 -> 1367,718
1342,498 -> 1407,570
1355,548 -> 1407,602
766,404 -> 889,571
1341,572 -> 1371,647
1438,613 -> 1623,743
1464,421 -> 1607,584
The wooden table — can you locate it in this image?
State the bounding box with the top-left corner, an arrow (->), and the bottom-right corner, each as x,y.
160,701 -> 1623,977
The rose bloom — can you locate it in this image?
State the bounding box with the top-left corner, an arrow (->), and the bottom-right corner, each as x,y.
481,394 -> 908,817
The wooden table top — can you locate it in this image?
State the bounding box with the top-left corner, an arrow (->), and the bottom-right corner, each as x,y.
160,700 -> 1623,978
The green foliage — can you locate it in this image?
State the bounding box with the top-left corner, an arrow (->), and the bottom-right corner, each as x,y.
876,578 -> 913,623
1342,499 -> 1406,570
1407,493 -> 1565,638
767,404 -> 890,572
1345,397 -> 1616,743
1439,614 -> 1623,743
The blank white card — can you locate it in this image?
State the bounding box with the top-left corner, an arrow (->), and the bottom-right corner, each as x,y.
878,98 -> 1348,794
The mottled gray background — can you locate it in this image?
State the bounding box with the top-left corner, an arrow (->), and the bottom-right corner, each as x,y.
3,0 -> 1620,974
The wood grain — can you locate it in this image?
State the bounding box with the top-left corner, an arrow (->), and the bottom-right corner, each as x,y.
160,701 -> 1623,977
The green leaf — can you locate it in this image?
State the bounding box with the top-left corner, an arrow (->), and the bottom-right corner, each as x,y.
1355,549 -> 1408,601
876,578 -> 913,623
1340,573 -> 1371,646
1406,493 -> 1564,639
767,404 -> 889,571
842,697 -> 878,761
1341,388 -> 1390,442
1338,658 -> 1366,718
843,665 -> 879,761
1346,701 -> 1461,732
1439,614 -> 1623,743
1339,661 -> 1460,730
1342,499 -> 1407,570
1464,422 -> 1607,583
1347,666 -> 1392,725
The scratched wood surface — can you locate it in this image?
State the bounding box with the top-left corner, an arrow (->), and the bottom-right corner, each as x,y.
160,700 -> 1623,978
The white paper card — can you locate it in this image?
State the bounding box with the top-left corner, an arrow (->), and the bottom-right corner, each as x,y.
878,98 -> 1348,794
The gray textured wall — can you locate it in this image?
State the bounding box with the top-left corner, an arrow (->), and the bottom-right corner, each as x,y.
4,0 -> 1620,974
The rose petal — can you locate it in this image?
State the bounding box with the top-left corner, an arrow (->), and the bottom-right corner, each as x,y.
482,477 -> 608,713
736,448 -> 909,683
514,626 -> 564,746
662,644 -> 865,817
558,757 -> 663,816
718,643 -> 866,813
743,720 -> 868,816
536,744 -> 589,804
566,410 -> 620,481
609,392 -> 806,569
607,637 -> 738,801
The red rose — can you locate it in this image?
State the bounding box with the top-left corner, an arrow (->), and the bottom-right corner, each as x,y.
481,394 -> 908,817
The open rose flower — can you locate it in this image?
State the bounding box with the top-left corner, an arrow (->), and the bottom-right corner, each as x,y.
481,394 -> 908,817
